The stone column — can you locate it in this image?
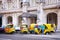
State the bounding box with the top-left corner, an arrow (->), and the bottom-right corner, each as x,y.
2,15 -> 7,27
37,2 -> 45,24
57,11 -> 60,31
13,14 -> 18,27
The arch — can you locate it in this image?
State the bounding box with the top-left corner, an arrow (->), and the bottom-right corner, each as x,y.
47,13 -> 57,25
28,17 -> 37,24
7,16 -> 12,24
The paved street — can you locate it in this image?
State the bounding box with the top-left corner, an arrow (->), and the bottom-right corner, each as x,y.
0,31 -> 60,40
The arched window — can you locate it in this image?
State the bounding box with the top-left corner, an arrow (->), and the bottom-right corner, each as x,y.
7,16 -> 12,24
47,13 -> 57,25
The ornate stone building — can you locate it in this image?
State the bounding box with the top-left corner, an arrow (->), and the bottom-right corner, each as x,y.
0,0 -> 60,30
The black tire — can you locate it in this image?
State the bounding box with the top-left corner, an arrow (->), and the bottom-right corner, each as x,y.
51,31 -> 55,33
10,31 -> 15,34
23,31 -> 27,34
44,32 -> 50,35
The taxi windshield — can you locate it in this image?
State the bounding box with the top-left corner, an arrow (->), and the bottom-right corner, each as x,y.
7,25 -> 13,28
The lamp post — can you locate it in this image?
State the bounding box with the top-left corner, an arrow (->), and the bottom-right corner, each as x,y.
36,0 -> 45,24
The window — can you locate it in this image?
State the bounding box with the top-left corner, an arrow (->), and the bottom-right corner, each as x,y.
44,25 -> 48,29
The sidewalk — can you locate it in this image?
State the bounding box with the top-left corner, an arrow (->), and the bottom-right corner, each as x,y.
23,34 -> 60,38
23,30 -> 60,39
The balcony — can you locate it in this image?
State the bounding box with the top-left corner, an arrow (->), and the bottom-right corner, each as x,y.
27,0 -> 60,11
0,0 -> 60,13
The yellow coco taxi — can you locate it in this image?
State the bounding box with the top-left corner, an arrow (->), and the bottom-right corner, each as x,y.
20,24 -> 28,34
43,24 -> 56,34
34,28 -> 41,34
34,24 -> 41,34
4,24 -> 15,34
29,23 -> 36,34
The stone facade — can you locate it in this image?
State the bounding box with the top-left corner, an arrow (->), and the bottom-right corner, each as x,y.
0,0 -> 60,31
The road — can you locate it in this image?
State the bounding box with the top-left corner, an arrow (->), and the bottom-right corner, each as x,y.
0,31 -> 60,40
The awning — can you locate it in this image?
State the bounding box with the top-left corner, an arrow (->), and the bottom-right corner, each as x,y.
20,12 -> 37,17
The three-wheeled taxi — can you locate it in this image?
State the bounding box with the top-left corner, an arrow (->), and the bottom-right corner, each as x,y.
34,24 -> 41,34
29,23 -> 36,34
4,24 -> 15,34
43,24 -> 56,34
20,24 -> 28,34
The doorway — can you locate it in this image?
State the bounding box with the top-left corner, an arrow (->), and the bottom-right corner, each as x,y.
47,13 -> 57,25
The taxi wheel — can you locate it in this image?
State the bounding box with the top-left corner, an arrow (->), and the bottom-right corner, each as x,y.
45,32 -> 50,35
10,31 -> 15,34
23,31 -> 28,34
51,31 -> 55,33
